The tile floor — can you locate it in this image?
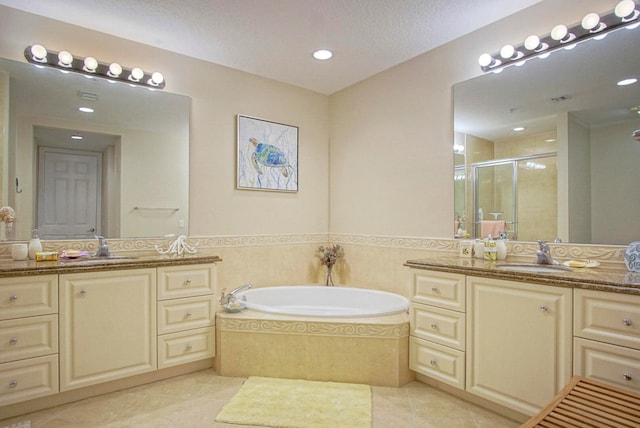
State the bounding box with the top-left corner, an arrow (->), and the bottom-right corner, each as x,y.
1,369 -> 520,427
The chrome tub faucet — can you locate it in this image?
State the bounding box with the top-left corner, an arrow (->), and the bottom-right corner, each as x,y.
220,284 -> 252,306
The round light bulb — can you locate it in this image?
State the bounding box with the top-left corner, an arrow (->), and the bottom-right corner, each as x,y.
130,67 -> 144,81
478,53 -> 493,67
524,35 -> 540,51
151,72 -> 164,85
615,0 -> 636,18
108,62 -> 122,77
30,44 -> 47,62
551,24 -> 568,41
581,13 -> 601,30
58,50 -> 73,67
500,44 -> 515,59
312,49 -> 333,60
83,57 -> 98,72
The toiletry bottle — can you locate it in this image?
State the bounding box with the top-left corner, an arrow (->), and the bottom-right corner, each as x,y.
28,229 -> 43,260
484,235 -> 497,261
496,238 -> 507,260
473,239 -> 484,259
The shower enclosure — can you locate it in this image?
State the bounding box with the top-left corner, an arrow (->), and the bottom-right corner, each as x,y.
472,154 -> 557,241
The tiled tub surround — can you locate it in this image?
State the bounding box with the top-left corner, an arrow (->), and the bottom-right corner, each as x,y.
214,310 -> 413,387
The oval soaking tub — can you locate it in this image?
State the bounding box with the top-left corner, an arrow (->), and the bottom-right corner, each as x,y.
236,285 -> 409,317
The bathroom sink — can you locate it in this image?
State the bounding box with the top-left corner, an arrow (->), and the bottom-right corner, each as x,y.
495,264 -> 572,274
60,255 -> 138,264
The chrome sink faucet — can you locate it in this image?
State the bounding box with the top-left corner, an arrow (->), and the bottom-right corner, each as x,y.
94,235 -> 111,257
220,284 -> 252,306
536,240 -> 559,265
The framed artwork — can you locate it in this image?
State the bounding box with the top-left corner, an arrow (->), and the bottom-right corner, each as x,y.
237,114 -> 299,192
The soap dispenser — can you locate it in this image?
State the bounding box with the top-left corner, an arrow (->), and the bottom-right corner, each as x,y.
28,229 -> 42,260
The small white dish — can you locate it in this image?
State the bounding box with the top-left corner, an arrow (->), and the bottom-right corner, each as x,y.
562,259 -> 599,268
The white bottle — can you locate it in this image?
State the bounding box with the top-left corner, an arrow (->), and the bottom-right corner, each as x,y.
28,229 -> 42,260
496,239 -> 507,260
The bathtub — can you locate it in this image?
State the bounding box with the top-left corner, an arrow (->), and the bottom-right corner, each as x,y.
215,285 -> 413,387
236,285 -> 409,317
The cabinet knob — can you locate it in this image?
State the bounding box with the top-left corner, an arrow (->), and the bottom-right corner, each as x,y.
185,344 -> 193,352
431,287 -> 439,293
185,278 -> 192,285
9,337 -> 18,345
623,372 -> 633,381
9,380 -> 18,388
623,318 -> 633,326
80,289 -> 88,295
430,323 -> 438,329
430,359 -> 437,366
9,295 -> 17,302
185,312 -> 192,318
539,304 -> 548,312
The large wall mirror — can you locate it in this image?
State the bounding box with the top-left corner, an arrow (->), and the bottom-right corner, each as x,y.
454,25 -> 640,245
0,56 -> 190,241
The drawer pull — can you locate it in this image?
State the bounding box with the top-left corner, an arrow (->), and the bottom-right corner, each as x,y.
623,372 -> 633,381
185,312 -> 192,318
430,359 -> 437,366
185,278 -> 192,285
540,304 -> 548,312
623,318 -> 633,326
430,323 -> 438,329
9,337 -> 18,345
185,344 -> 193,352
431,287 -> 439,293
9,295 -> 18,302
9,380 -> 18,388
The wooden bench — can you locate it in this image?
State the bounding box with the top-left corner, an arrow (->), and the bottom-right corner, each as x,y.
521,377 -> 640,428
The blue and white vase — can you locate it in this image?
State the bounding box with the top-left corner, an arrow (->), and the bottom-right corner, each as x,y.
624,241 -> 640,273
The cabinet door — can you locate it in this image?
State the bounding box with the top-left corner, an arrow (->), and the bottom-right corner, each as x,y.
59,269 -> 157,391
466,276 -> 572,416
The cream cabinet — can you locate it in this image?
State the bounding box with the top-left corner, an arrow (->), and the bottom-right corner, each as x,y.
466,276 -> 573,416
0,275 -> 59,406
574,289 -> 640,393
59,269 -> 157,391
157,264 -> 216,369
409,270 -> 466,389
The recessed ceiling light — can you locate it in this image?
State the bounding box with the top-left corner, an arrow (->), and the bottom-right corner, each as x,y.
545,138 -> 557,143
70,135 -> 84,140
313,49 -> 333,60
78,107 -> 94,113
617,77 -> 638,86
513,126 -> 525,132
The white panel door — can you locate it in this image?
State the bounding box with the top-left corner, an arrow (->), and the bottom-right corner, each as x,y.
37,148 -> 101,239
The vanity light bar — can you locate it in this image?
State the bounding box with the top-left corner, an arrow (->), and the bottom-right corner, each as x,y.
24,45 -> 165,90
479,0 -> 640,73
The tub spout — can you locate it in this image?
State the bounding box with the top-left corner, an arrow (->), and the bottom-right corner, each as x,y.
220,284 -> 252,306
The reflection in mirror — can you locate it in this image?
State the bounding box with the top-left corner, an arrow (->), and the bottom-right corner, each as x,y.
0,56 -> 190,240
454,25 -> 640,245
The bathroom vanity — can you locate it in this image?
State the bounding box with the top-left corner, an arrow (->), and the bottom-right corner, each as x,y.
405,258 -> 640,421
0,255 -> 220,417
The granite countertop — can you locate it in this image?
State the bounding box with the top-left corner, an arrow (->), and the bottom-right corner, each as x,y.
405,257 -> 640,295
0,254 -> 222,278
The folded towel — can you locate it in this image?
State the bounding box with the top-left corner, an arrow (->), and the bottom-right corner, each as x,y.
481,220 -> 506,238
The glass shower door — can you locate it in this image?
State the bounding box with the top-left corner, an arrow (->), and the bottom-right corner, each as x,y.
474,161 -> 515,239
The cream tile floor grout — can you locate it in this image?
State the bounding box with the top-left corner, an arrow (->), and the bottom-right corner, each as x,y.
1,369 -> 520,427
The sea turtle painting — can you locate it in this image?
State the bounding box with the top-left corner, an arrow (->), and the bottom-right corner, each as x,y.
250,137 -> 291,177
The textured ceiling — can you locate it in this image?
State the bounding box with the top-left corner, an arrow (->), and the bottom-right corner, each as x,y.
0,0 -> 543,94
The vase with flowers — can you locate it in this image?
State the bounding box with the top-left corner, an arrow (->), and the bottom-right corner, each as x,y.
317,244 -> 345,286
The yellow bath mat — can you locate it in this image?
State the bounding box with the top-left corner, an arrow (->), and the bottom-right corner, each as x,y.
215,376 -> 372,428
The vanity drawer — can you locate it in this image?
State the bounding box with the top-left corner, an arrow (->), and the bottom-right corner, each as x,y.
574,289 -> 640,350
157,295 -> 215,334
0,275 -> 58,321
411,270 -> 465,312
410,336 -> 465,389
574,337 -> 640,393
157,264 -> 216,300
0,314 -> 58,364
0,354 -> 59,406
157,327 -> 215,369
411,303 -> 465,351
